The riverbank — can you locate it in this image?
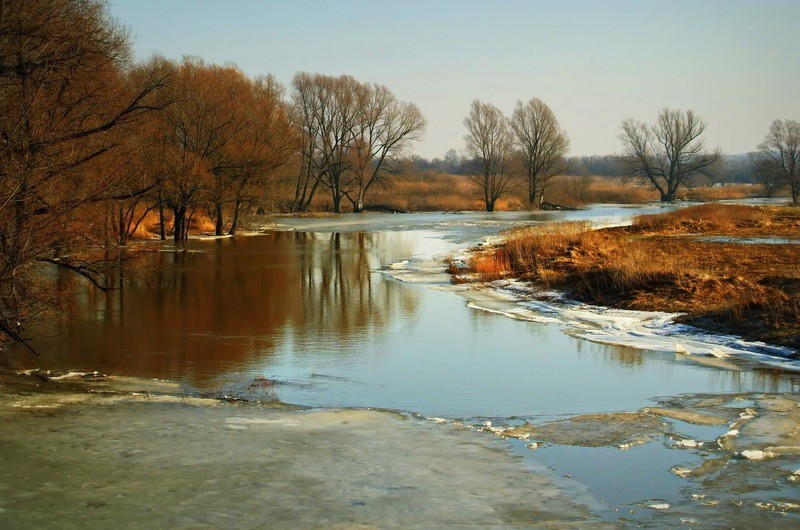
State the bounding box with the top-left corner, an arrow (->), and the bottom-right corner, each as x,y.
455,204 -> 800,352
3,370 -> 799,528
0,370 -> 607,529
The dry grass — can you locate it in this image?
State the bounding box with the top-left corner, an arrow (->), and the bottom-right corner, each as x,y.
128,210 -> 162,239
684,183 -> 760,201
470,250 -> 512,282
632,203 -> 800,235
546,176 -> 657,206
370,172 -> 526,212
459,205 -> 800,349
129,209 -> 222,239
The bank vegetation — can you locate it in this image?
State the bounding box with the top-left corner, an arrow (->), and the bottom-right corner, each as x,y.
0,0 -> 796,345
456,205 -> 800,350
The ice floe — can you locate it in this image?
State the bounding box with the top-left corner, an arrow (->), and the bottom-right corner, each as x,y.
454,280 -> 800,372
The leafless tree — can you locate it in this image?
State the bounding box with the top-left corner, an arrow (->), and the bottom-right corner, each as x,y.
749,154 -> 785,199
348,84 -> 426,212
225,76 -> 296,235
619,109 -> 720,202
289,73 -> 363,213
289,74 -> 425,213
0,0 -> 168,344
463,100 -> 516,212
154,58 -> 253,241
511,98 -> 569,208
757,119 -> 800,205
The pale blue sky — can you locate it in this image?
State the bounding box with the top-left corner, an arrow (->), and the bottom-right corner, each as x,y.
109,0 -> 800,159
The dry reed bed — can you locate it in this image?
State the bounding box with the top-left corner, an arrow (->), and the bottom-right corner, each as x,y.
459,205 -> 800,349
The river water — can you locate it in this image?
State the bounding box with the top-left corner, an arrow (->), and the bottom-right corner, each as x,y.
5,205 -> 797,417
2,204 -> 799,526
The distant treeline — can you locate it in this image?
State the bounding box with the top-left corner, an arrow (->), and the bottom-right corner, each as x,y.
411,152 -> 761,184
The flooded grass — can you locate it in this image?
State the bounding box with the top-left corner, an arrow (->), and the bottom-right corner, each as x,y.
459,205 -> 800,350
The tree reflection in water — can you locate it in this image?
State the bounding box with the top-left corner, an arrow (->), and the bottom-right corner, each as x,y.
1,231 -> 418,386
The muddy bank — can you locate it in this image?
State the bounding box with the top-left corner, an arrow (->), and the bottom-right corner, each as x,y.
0,372 -> 607,529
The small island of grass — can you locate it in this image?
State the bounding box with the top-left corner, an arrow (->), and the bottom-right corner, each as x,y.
456,204 -> 800,351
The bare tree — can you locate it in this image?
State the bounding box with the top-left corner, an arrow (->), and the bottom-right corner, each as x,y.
463,100 -> 516,212
289,73 -> 362,213
443,149 -> 460,173
619,109 -> 720,202
0,0 -> 168,344
155,58 -> 252,241
348,84 -> 426,212
757,119 -> 800,205
511,98 -> 569,208
749,154 -> 785,199
225,76 -> 296,235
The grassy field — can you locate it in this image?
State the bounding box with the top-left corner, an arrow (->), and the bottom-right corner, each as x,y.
368,174 -> 766,212
131,174 -> 776,239
456,204 -> 800,349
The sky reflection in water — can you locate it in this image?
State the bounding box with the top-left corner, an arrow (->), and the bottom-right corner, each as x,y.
3,208 -> 798,420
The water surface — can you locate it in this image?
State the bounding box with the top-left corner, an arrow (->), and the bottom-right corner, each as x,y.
4,207 -> 797,420
3,206 -> 799,526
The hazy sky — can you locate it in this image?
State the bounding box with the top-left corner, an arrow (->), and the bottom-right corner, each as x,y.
109,0 -> 800,159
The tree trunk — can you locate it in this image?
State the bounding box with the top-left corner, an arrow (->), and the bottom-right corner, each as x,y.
158,191 -> 167,241
529,190 -> 543,210
214,202 -> 224,236
117,204 -> 125,246
172,206 -> 186,243
485,200 -> 495,212
228,199 -> 241,236
353,192 -> 365,213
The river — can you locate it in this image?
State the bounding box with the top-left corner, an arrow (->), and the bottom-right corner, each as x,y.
2,204 -> 799,527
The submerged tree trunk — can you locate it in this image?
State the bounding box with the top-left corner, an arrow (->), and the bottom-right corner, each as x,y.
158,190 -> 167,241
214,202 -> 224,236
172,205 -> 187,243
229,199 -> 242,236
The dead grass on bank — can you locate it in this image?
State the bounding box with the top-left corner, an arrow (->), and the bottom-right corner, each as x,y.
369,172 -> 527,212
461,204 -> 800,349
632,204 -> 800,236
684,183 -> 760,201
546,177 -> 658,206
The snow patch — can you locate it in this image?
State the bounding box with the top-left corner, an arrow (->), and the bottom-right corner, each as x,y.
459,280 -> 800,372
740,449 -> 775,460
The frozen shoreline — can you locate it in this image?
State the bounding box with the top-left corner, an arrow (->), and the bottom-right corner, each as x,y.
381,245 -> 800,373
0,371 -> 605,529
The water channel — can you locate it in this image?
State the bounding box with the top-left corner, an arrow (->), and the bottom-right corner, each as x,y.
2,204 -> 799,526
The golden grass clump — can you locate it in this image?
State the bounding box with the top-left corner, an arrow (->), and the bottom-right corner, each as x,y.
545,176 -> 658,206
457,204 -> 800,349
469,251 -> 512,282
633,204 -> 773,233
684,184 -> 759,201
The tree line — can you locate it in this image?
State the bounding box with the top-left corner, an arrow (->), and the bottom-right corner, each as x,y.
454,101 -> 798,209
0,0 -> 425,343
1,0 -> 797,344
